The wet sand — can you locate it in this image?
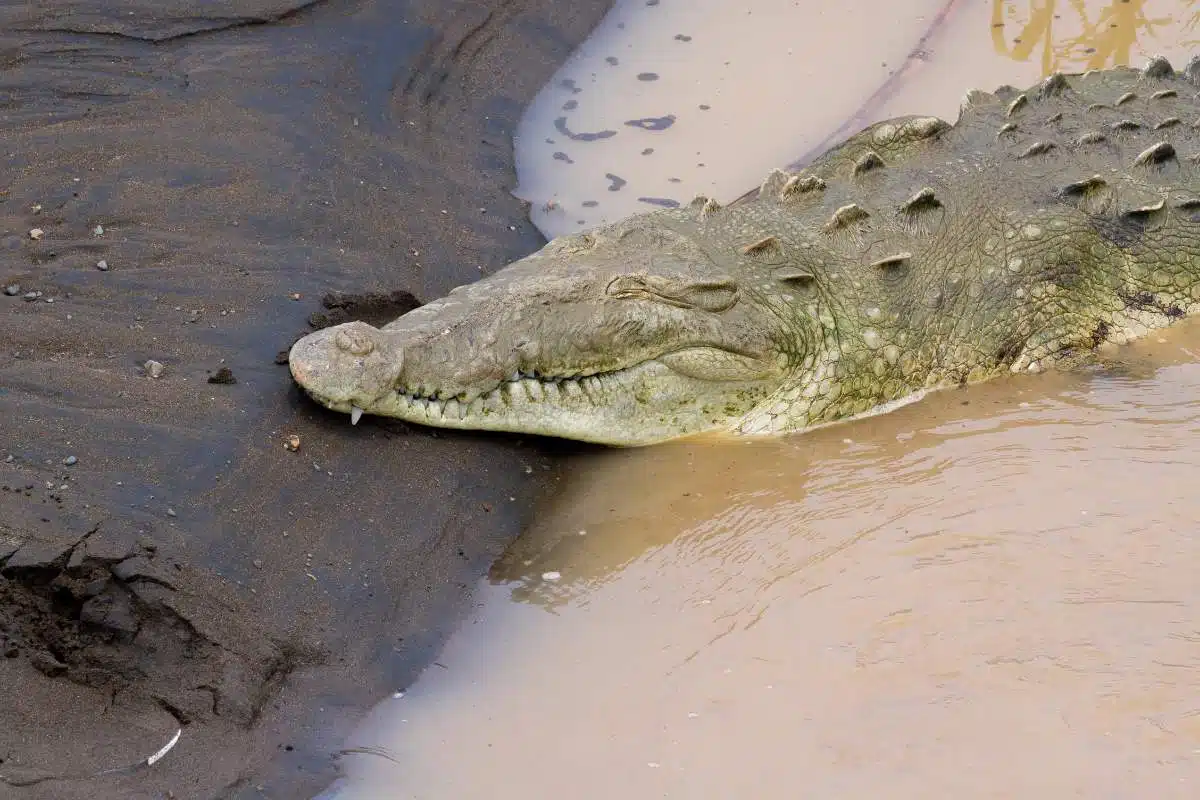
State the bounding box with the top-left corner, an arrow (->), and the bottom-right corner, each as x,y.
0,1 -> 610,797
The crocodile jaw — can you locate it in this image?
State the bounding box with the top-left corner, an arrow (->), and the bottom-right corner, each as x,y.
365,356 -> 781,446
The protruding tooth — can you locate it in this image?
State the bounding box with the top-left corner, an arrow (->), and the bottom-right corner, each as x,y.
1143,55 -> 1174,79
1075,131 -> 1107,145
997,122 -> 1018,136
1112,119 -> 1141,131
1152,89 -> 1178,99
1154,117 -> 1181,129
1005,93 -> 1028,117
1116,91 -> 1138,106
350,406 -> 364,425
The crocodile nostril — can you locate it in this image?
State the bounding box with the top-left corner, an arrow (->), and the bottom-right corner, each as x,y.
335,328 -> 374,356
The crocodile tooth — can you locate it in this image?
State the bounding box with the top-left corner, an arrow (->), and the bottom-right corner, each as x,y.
1005,94 -> 1028,116
350,406 -> 363,425
1154,117 -> 1181,129
1116,92 -> 1138,106
1152,89 -> 1178,100
1112,119 -> 1141,131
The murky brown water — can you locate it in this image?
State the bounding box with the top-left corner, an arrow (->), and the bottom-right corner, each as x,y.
336,319 -> 1200,797
329,1 -> 1200,797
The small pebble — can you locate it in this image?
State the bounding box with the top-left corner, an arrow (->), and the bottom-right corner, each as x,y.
63,455 -> 77,466
23,291 -> 40,301
207,366 -> 237,385
166,508 -> 177,518
4,455 -> 13,463
253,559 -> 264,569
93,224 -> 104,236
28,228 -> 43,240
284,434 -> 301,452
144,360 -> 165,378
541,571 -> 561,581
96,260 -> 108,271
3,285 -> 19,296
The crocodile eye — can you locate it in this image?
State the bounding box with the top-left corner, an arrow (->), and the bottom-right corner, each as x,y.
606,275 -> 739,312
675,281 -> 739,312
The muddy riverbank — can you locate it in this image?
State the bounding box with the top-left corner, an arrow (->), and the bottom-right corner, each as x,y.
0,0 -> 610,797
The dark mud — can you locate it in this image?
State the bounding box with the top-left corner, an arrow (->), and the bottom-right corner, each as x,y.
0,0 -> 611,797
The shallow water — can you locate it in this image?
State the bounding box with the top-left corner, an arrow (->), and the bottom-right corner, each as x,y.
514,0 -> 1200,239
334,317 -> 1200,799
328,1 -> 1200,797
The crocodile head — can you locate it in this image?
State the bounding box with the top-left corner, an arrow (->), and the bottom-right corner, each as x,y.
289,216 -> 824,446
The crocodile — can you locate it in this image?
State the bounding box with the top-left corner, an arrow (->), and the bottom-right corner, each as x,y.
289,56 -> 1200,446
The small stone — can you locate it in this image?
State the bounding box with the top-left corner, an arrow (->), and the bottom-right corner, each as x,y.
284,434 -> 301,452
253,559 -> 264,569
3,284 -> 19,296
96,260 -> 108,271
28,228 -> 43,240
31,651 -> 68,677
541,571 -> 561,581
4,455 -> 13,463
144,360 -> 165,378
23,291 -> 39,301
166,508 -> 177,518
207,366 -> 236,384
63,455 -> 77,466
93,224 -> 104,236
290,292 -> 301,301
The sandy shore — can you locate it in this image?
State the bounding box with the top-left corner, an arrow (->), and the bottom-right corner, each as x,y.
0,0 -> 610,797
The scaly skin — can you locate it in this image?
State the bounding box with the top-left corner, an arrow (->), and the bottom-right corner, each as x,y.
290,56 -> 1200,446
